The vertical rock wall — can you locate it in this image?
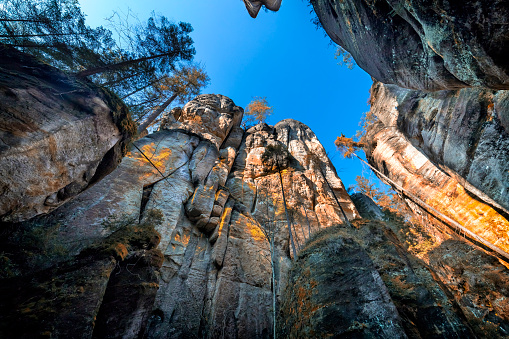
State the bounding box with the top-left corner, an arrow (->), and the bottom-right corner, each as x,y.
0,45 -> 134,224
1,94 -> 357,338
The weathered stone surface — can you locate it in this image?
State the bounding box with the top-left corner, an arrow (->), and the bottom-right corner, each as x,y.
350,192 -> 385,220
0,45 -> 133,223
160,94 -> 243,149
278,226 -> 408,338
429,240 -> 509,337
243,0 -> 282,18
364,120 -> 509,256
6,90 -> 508,339
311,0 -> 509,91
348,220 -> 476,338
0,256 -> 116,339
229,119 -> 358,259
370,81 -> 509,214
36,130 -> 197,256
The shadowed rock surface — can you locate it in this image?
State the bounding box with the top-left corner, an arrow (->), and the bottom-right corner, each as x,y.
310,0 -> 509,91
0,94 -> 358,338
0,45 -> 134,223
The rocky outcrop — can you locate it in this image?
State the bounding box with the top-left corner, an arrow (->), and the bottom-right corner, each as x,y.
280,216 -> 509,338
370,81 -> 509,214
0,94 -> 357,338
310,0 -> 509,91
243,0 -> 282,18
0,45 -> 134,223
3,90 -> 509,338
364,119 -> 509,255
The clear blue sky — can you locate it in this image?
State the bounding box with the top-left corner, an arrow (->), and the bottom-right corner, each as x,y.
80,0 -> 373,188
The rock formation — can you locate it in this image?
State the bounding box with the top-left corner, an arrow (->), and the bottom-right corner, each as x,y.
0,94 -> 357,338
310,0 -> 509,91
279,213 -> 509,338
369,81 -> 509,214
2,90 -> 509,338
243,0 -> 282,18
0,45 -> 134,224
363,79 -> 509,257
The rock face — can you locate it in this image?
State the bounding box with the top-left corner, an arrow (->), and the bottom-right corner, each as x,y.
280,216 -> 509,338
3,92 -> 509,338
364,119 -> 509,256
370,81 -> 509,214
0,94 -> 357,338
363,78 -> 509,260
0,45 -> 134,223
310,0 -> 509,91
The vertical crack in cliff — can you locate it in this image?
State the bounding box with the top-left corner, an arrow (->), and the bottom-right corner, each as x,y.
139,183 -> 155,222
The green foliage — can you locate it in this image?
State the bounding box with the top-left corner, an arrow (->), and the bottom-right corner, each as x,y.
0,1 -> 201,132
0,0 -> 117,72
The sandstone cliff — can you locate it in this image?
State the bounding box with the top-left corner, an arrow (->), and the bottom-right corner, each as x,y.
0,45 -> 135,224
364,80 -> 509,256
310,0 -> 509,91
0,94 -> 357,338
2,91 -> 509,338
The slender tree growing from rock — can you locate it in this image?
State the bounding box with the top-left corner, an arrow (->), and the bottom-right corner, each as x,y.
261,143 -> 297,260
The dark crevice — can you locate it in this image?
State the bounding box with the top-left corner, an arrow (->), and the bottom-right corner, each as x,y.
139,184 -> 155,222
251,183 -> 258,214
87,139 -> 122,187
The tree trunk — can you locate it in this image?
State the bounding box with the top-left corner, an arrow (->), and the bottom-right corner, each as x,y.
76,52 -> 172,78
137,92 -> 178,135
319,166 -> 352,227
270,235 -> 277,339
277,166 -> 297,260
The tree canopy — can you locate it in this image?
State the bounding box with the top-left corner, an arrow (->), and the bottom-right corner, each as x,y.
242,96 -> 273,128
0,0 -> 206,134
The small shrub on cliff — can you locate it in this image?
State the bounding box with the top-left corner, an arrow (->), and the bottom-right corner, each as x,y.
335,46 -> 356,69
242,97 -> 273,128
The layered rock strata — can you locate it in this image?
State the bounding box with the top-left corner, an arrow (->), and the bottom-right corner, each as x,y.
310,0 -> 509,91
363,79 -> 509,257
0,45 -> 134,223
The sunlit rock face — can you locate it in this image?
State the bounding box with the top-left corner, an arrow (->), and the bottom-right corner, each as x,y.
0,46 -> 133,223
369,81 -> 509,214
363,118 -> 509,256
1,94 -> 357,338
228,119 -> 358,254
310,0 -> 509,91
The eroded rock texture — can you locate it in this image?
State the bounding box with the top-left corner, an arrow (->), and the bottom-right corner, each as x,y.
370,81 -> 509,214
280,215 -> 509,338
0,45 -> 134,223
0,94 -> 357,338
310,0 -> 509,91
364,119 -> 509,255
